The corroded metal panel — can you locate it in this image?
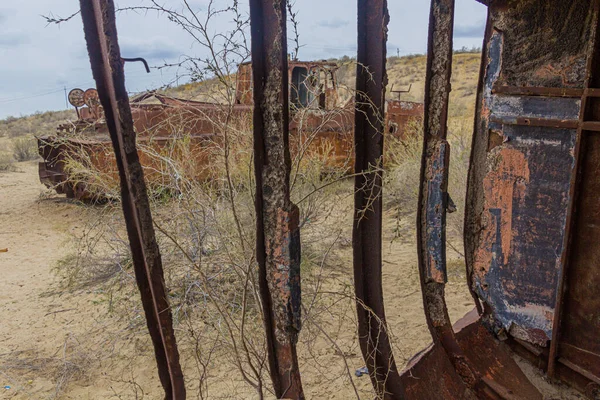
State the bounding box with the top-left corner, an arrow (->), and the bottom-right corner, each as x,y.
487,0 -> 594,89
559,132 -> 600,372
465,0 -> 596,348
556,50 -> 600,395
400,310 -> 543,399
473,123 -> 576,344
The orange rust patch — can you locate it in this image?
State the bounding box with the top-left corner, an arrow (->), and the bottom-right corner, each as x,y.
264,205 -> 301,341
428,253 -> 446,283
474,147 -> 530,285
532,55 -> 587,87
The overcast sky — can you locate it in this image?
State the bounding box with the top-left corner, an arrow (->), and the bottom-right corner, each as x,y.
0,0 -> 486,119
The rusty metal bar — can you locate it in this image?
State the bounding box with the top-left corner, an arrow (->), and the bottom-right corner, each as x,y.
489,117 -> 580,129
584,87 -> 600,97
558,358 -> 600,384
248,0 -> 304,398
580,120 -> 600,131
417,0 -> 488,395
353,1 -> 405,398
492,85 -> 585,98
79,1 -> 186,398
121,57 -> 151,73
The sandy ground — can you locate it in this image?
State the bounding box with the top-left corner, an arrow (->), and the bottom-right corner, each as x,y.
0,161 -> 168,399
0,161 -> 86,397
0,161 -> 584,399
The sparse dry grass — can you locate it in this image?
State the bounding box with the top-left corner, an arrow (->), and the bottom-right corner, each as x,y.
12,136 -> 40,162
0,151 -> 16,171
48,93 -> 358,397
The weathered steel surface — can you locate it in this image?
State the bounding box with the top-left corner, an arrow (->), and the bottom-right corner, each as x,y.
352,0 -> 405,398
454,311 -> 543,400
400,309 -> 542,399
487,0 -> 594,89
417,0 -> 486,393
555,111 -> 600,394
423,140 -> 450,284
466,0 -> 600,395
248,0 -> 304,398
79,0 -> 186,398
474,122 -> 576,345
551,5 -> 600,388
401,342 -> 473,400
465,0 -> 594,347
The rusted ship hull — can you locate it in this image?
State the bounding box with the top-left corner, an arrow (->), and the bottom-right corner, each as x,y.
73,0 -> 600,398
38,89 -> 423,200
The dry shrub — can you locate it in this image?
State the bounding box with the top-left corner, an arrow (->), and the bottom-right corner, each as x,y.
12,136 -> 39,162
384,118 -> 424,215
50,91 -> 360,397
0,151 -> 16,171
48,75 -> 479,400
44,23 -> 481,394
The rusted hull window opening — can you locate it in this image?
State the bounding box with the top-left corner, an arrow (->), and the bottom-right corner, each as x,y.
71,0 -> 600,398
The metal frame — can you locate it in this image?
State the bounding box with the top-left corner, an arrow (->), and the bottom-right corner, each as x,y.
79,0 -> 186,398
75,0 -> 600,398
352,0 -> 406,398
249,0 -> 304,398
416,0 -> 488,395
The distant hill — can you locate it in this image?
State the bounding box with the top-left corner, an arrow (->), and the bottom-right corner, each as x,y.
161,52 -> 481,117
0,110 -> 76,139
0,52 -> 481,139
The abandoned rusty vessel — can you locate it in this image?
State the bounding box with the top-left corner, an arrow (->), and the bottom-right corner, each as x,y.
38,60 -> 423,200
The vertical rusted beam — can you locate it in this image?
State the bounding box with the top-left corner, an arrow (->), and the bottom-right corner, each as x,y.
417,0 -> 485,395
79,1 -> 186,398
549,0 -> 600,378
249,1 -> 304,399
353,1 -> 405,398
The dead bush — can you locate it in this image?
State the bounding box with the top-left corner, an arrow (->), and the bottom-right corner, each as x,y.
12,136 -> 39,162
0,151 -> 16,171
